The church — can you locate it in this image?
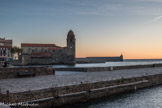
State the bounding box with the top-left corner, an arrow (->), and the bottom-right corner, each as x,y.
21,30 -> 76,65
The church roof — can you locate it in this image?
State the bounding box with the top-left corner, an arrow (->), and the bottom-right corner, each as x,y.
49,47 -> 63,50
68,30 -> 75,36
0,38 -> 12,42
0,45 -> 12,49
21,43 -> 57,47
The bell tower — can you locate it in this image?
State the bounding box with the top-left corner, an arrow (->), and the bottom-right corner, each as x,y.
67,30 -> 75,49
66,30 -> 76,64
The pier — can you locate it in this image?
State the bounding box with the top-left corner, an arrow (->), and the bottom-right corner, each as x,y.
1,66 -> 162,107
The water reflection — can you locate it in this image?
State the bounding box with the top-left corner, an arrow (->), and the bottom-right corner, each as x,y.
65,86 -> 162,108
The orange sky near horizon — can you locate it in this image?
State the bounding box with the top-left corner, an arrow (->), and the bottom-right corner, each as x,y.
75,31 -> 162,59
76,49 -> 162,59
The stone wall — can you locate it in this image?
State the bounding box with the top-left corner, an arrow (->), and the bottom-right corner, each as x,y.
23,47 -> 75,65
0,66 -> 54,79
22,55 -> 31,65
1,73 -> 162,107
76,56 -> 123,63
51,47 -> 75,64
22,46 -> 75,65
30,58 -> 53,65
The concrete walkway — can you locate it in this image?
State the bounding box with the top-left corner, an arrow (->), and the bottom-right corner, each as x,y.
0,67 -> 162,94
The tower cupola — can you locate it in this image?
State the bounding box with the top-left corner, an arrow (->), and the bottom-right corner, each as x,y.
67,29 -> 75,48
67,30 -> 75,37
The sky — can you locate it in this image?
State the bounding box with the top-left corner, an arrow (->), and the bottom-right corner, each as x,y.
0,0 -> 162,59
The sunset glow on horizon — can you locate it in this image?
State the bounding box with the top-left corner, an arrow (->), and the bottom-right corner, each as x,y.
1,0 -> 162,59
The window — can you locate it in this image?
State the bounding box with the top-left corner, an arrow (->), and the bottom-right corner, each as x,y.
32,50 -> 34,53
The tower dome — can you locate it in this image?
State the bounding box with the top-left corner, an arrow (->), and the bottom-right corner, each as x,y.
67,30 -> 75,36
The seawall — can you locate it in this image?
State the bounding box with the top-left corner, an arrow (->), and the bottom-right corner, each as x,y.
1,67 -> 162,107
76,56 -> 123,63
0,66 -> 54,79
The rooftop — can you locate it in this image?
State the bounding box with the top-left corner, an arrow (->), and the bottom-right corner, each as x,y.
0,45 -> 12,49
67,30 -> 75,36
21,43 -> 57,47
49,47 -> 63,50
0,38 -> 12,43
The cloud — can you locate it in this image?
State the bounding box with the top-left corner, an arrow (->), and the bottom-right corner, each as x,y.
72,0 -> 162,16
153,16 -> 162,21
135,0 -> 162,2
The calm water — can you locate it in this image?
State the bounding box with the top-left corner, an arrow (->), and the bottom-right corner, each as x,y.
55,59 -> 162,75
66,86 -> 162,108
53,59 -> 162,68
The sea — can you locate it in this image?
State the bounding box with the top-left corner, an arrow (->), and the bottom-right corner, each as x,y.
54,59 -> 162,75
54,59 -> 162,68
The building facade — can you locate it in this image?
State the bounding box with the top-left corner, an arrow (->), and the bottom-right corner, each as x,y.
0,38 -> 12,64
21,30 -> 76,65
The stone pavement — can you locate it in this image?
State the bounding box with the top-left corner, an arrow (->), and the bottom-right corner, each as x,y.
0,67 -> 162,94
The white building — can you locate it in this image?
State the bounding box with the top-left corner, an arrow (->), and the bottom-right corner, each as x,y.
0,38 -> 12,65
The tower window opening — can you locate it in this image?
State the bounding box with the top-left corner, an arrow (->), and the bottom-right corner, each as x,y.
32,50 -> 34,53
